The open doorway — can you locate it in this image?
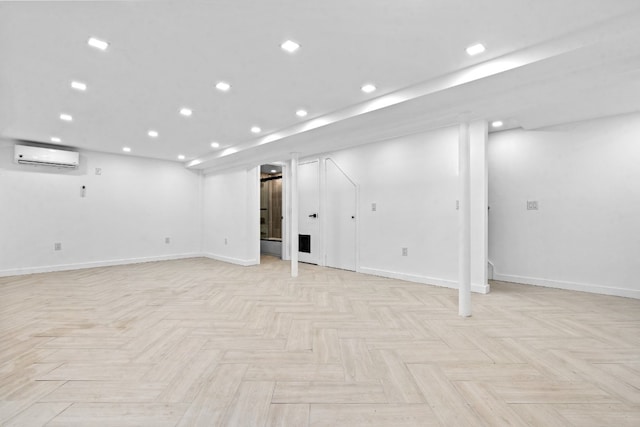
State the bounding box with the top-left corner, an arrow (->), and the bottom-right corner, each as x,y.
260,164 -> 283,258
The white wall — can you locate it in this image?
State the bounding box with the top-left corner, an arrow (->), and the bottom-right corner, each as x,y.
0,140 -> 202,275
315,124 -> 489,292
488,112 -> 640,299
202,166 -> 260,266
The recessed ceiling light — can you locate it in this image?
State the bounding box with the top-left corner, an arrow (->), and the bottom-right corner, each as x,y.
210,142 -> 220,148
361,84 -> 376,93
215,81 -> 231,91
270,169 -> 277,173
60,113 -> 73,122
50,137 -> 61,143
491,120 -> 504,128
148,130 -> 159,138
251,126 -> 261,134
281,40 -> 300,53
466,43 -> 486,56
88,37 -> 109,51
179,108 -> 193,117
122,147 -> 131,152
296,109 -> 308,117
71,81 -> 87,91
178,154 -> 185,160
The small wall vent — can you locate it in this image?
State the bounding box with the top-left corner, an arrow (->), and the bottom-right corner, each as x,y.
299,234 -> 311,253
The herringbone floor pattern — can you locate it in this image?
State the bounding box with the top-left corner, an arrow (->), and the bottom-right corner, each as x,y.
0,256 -> 639,426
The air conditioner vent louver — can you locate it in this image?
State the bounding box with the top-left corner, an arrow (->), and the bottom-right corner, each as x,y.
14,144 -> 79,168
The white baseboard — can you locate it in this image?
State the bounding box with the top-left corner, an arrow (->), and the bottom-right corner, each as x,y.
359,266 -> 490,294
0,253 -> 202,278
202,253 -> 259,267
493,272 -> 639,300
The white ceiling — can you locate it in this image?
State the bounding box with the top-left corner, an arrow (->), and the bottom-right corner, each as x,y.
1,0 -> 639,171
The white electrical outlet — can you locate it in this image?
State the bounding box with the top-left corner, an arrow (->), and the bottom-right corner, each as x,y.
224,238 -> 228,245
456,200 -> 459,210
402,247 -> 408,256
527,200 -> 539,210
95,168 -> 102,175
165,237 -> 171,244
371,203 -> 377,212
54,242 -> 62,251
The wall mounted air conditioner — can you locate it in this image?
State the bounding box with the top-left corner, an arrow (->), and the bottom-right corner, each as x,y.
14,144 -> 79,168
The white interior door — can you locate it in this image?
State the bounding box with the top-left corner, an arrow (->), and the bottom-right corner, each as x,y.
298,160 -> 320,264
325,159 -> 356,271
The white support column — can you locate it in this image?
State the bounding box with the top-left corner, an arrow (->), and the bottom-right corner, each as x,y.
470,120 -> 490,294
318,157 -> 326,267
291,152 -> 299,277
458,121 -> 471,317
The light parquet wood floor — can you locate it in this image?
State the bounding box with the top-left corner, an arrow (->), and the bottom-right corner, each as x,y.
1,256 -> 639,426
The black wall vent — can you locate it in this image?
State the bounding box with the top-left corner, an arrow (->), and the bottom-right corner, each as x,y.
299,234 -> 311,253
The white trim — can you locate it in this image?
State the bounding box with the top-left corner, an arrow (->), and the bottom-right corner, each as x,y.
290,154 -> 301,275
493,272 -> 639,300
0,253 -> 202,277
247,166 -> 261,265
359,266 -> 490,294
281,162 -> 290,261
202,252 -> 259,267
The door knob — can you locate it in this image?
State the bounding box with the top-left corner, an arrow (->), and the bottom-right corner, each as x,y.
309,213 -> 318,218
